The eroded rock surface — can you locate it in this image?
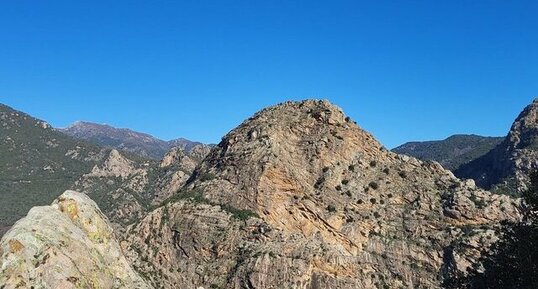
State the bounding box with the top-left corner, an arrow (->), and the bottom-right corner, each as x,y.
124,100 -> 521,289
0,190 -> 152,289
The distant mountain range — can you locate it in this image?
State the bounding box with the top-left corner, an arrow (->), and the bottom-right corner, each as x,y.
60,121 -> 206,159
393,135 -> 504,171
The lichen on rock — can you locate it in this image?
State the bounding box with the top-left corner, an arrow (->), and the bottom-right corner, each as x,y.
0,190 -> 152,289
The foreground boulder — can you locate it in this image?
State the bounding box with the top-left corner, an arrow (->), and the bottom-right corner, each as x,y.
0,190 -> 152,289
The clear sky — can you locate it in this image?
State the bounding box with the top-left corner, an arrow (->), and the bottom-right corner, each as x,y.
0,1 -> 536,148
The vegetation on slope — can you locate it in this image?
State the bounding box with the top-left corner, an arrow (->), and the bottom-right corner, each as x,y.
0,104 -> 103,235
444,171 -> 538,288
393,135 -> 503,171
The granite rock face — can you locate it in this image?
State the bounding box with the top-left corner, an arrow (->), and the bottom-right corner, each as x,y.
72,145 -> 210,231
456,98 -> 538,193
0,190 -> 152,289
124,100 -> 521,289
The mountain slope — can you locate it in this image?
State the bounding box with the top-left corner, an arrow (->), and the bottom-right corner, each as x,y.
124,100 -> 520,288
61,121 -> 206,159
393,135 -> 503,171
0,190 -> 152,288
0,104 -> 107,236
0,104 -> 203,237
455,98 -> 538,194
71,145 -> 211,231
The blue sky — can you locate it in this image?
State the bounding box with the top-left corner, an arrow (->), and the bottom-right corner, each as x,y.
0,1 -> 536,148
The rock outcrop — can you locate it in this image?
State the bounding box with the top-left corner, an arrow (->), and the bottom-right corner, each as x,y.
0,190 -> 152,289
73,145 -> 211,230
124,100 -> 521,288
152,144 -> 211,204
456,98 -> 538,194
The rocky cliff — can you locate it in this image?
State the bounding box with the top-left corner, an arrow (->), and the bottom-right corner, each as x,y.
455,98 -> 538,194
72,144 -> 211,231
0,190 -> 152,289
124,100 -> 521,288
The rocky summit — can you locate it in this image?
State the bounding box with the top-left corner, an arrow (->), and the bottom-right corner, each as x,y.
0,190 -> 152,289
456,98 -> 538,194
123,100 -> 520,288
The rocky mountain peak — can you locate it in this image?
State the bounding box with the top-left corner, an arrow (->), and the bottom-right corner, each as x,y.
89,149 -> 138,178
192,100 -> 383,211
119,99 -> 520,288
506,98 -> 538,150
218,99 -> 382,157
455,98 -> 538,192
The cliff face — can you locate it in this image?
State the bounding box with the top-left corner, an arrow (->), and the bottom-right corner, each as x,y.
124,100 -> 521,288
0,190 -> 152,289
456,99 -> 538,194
72,145 -> 211,231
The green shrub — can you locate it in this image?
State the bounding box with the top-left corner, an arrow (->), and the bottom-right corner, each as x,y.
199,172 -> 216,182
221,205 -> 259,221
314,176 -> 325,189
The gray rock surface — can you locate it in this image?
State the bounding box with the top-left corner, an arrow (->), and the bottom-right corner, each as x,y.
0,190 -> 152,289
